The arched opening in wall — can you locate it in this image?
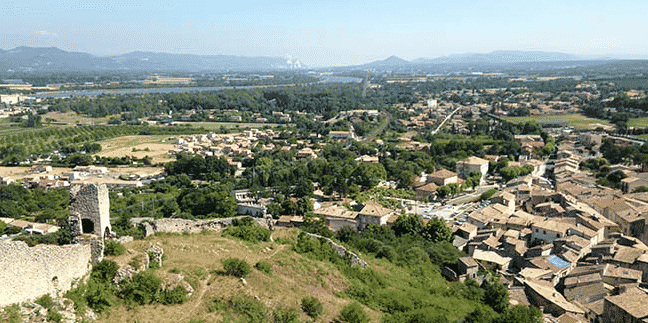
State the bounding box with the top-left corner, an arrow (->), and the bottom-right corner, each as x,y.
104,227 -> 111,240
81,219 -> 95,234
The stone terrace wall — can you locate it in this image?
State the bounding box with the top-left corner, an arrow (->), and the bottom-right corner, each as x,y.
0,239 -> 91,306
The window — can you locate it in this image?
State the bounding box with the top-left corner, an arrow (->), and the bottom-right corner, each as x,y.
543,230 -> 546,235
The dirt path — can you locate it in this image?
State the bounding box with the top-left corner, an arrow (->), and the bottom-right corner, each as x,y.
184,273 -> 212,321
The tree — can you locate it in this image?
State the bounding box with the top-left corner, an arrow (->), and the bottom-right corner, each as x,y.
464,305 -> 499,323
293,178 -> 314,198
301,296 -> 324,319
392,215 -> 424,237
499,305 -> 542,323
335,302 -> 369,323
482,277 -> 510,313
25,113 -> 42,128
222,258 -> 251,278
423,218 -> 453,243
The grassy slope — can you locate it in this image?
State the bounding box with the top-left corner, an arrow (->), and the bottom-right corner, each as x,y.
99,228 -> 476,323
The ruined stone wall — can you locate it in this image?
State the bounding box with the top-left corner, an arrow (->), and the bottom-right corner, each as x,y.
69,184 -> 111,238
147,216 -> 273,234
302,232 -> 368,267
0,239 -> 91,306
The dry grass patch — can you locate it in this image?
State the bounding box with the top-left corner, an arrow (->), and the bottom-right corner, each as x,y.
98,228 -> 371,323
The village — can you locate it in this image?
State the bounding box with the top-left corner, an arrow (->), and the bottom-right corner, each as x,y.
1,77 -> 647,322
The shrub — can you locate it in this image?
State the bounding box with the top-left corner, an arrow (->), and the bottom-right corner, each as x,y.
254,261 -> 272,275
335,302 -> 369,323
85,279 -> 115,313
3,304 -> 21,323
159,286 -> 188,305
103,241 -> 126,256
223,224 -> 271,243
301,296 -> 324,319
273,305 -> 300,323
222,258 -> 251,278
45,308 -> 63,322
91,259 -> 119,283
35,293 -> 55,310
118,271 -> 162,305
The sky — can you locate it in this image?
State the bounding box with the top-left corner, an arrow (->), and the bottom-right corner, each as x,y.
1,0 -> 647,67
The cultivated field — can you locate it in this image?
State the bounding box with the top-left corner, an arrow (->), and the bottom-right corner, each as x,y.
628,117 -> 648,128
96,135 -> 177,163
42,111 -> 114,125
501,114 -> 614,131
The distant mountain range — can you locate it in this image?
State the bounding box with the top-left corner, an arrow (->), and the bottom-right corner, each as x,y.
0,46 -> 293,72
0,46 -> 635,73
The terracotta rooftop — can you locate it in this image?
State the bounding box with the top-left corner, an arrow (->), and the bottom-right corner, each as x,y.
429,168 -> 457,179
359,200 -> 395,218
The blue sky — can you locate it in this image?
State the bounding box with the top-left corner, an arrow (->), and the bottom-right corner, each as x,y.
1,0 -> 646,66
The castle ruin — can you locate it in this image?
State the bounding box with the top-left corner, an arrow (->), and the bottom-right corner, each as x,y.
69,184 -> 111,239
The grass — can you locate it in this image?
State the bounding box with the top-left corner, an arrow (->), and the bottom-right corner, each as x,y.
97,228 -> 379,323
628,117 -> 648,128
501,113 -> 613,130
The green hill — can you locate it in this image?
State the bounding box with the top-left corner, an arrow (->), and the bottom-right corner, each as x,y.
96,228 -> 480,323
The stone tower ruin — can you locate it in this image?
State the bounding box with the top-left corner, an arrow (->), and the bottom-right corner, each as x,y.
69,184 -> 111,239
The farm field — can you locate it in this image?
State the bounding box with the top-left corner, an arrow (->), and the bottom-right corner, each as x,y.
96,135 -> 177,164
501,114 -> 614,131
628,117 -> 648,128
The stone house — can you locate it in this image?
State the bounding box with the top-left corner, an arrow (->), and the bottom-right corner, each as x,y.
602,286 -> 648,323
357,201 -> 396,230
315,205 -> 359,232
428,169 -> 459,187
455,156 -> 489,184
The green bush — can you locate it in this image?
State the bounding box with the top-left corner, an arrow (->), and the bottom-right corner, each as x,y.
159,286 -> 188,305
118,271 -> 162,306
91,259 -> 119,283
273,305 -> 300,323
335,302 -> 369,323
222,258 -> 251,278
254,261 -> 272,275
64,282 -> 87,313
35,293 -> 55,310
301,296 -> 324,319
45,308 -> 63,322
3,304 -> 22,323
103,241 -> 126,256
223,223 -> 271,243
84,279 -> 115,313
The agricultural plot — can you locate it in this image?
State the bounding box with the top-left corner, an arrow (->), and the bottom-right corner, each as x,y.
97,135 -> 176,164
501,114 -> 614,131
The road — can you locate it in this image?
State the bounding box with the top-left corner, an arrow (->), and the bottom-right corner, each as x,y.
430,106 -> 462,135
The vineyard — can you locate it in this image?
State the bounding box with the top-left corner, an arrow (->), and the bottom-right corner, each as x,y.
0,124 -> 206,164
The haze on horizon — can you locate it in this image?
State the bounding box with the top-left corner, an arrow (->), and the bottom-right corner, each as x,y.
1,0 -> 646,67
